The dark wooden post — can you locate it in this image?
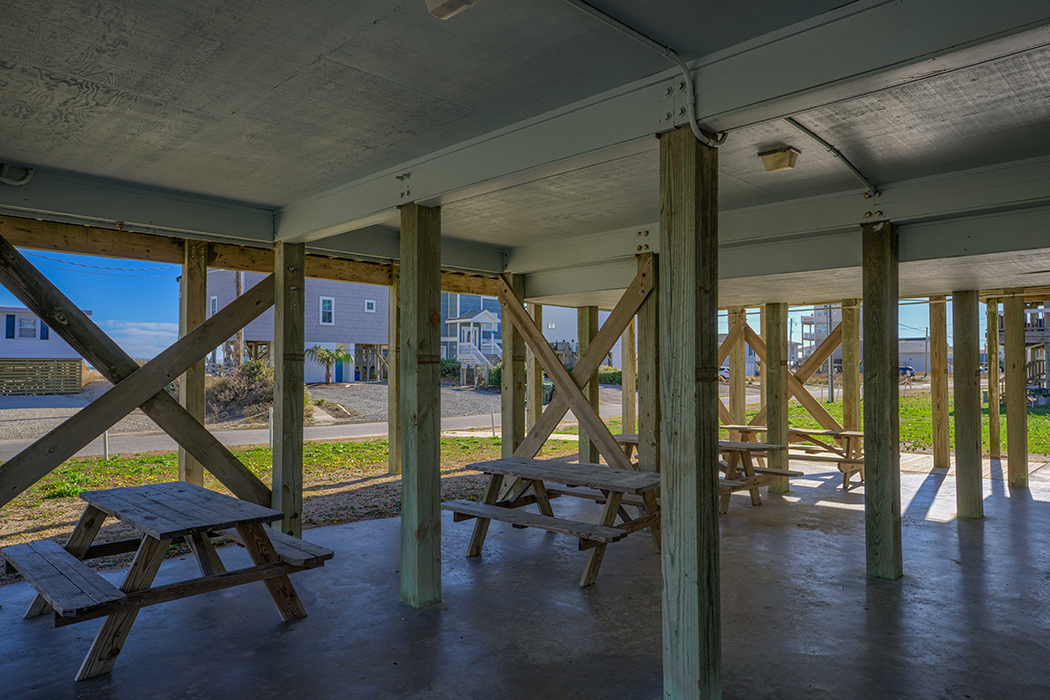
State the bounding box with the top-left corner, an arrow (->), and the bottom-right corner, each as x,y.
659,124 -> 721,698
1004,294 -> 1028,487
930,295 -> 950,469
578,306 -> 600,463
842,299 -> 861,437
399,203 -> 442,608
637,255 -> 660,473
274,242 -> 305,537
179,240 -> 208,486
502,274 -> 526,457
765,302 -> 790,491
953,290 -> 983,518
728,306 -> 746,432
862,221 -> 902,580
621,317 -> 636,435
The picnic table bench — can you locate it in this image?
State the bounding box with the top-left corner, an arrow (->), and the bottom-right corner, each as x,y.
721,424 -> 865,489
2,482 -> 333,681
443,457 -> 662,587
614,434 -> 799,513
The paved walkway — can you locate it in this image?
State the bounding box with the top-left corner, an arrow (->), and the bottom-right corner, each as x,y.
0,404 -> 621,461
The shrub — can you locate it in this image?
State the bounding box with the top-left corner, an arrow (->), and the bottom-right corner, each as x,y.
440,359 -> 461,378
487,362 -> 501,387
206,361 -> 274,422
597,365 -> 622,385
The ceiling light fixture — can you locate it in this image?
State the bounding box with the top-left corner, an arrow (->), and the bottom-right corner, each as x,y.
758,147 -> 800,173
426,0 -> 474,19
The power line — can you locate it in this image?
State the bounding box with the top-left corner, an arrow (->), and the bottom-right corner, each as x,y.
27,261 -> 177,279
24,250 -> 176,272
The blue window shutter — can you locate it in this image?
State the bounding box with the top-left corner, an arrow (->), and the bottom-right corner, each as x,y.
40,322 -> 49,340
5,315 -> 13,339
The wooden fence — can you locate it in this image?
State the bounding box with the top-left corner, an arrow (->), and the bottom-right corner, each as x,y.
0,358 -> 82,395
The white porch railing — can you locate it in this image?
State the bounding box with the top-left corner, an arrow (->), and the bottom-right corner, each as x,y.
457,341 -> 493,368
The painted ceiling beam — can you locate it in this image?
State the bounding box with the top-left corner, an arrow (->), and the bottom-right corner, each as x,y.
274,0 -> 1050,244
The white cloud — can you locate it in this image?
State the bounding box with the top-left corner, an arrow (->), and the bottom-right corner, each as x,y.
98,320 -> 180,360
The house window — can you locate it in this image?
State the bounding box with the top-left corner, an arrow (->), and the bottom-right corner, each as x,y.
210,296 -> 218,317
18,316 -> 37,339
319,297 -> 335,325
365,299 -> 376,313
547,322 -> 555,329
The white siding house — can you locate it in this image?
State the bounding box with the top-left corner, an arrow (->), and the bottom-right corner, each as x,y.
1,306 -> 87,394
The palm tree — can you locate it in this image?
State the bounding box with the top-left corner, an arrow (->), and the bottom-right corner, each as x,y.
305,345 -> 354,384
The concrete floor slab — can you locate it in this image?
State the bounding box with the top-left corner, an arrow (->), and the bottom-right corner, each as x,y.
3,467 -> 1050,699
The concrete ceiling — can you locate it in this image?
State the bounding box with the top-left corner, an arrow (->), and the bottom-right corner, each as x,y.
0,0 -> 846,206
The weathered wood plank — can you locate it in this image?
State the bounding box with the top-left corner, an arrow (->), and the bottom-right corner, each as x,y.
2,540 -> 125,618
765,303 -> 790,493
527,304 -> 544,432
274,242 -> 305,536
76,536 -> 171,680
219,527 -> 333,567
621,316 -> 636,435
502,274 -> 526,457
841,299 -> 861,440
235,523 -> 307,621
580,490 -> 624,586
931,295 -> 950,469
637,254 -> 660,474
442,500 -> 627,543
987,298 -> 1001,458
577,306 -> 601,464
471,457 -> 661,493
862,221 -> 902,580
953,290 -> 984,518
0,234 -> 271,506
388,266 -> 402,475
1004,294 -> 1028,487
399,203 -> 442,609
25,504 -> 108,618
658,125 -> 722,698
178,240 -> 208,486
0,271 -> 275,509
728,307 -> 747,435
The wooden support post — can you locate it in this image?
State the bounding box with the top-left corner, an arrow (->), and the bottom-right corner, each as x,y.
388,267 -> 402,475
1004,294 -> 1028,488
399,203 -> 442,608
274,242 -> 305,537
621,317 -> 636,435
728,306 -> 746,431
862,221 -> 902,580
658,125 -> 721,698
502,274 -> 526,457
234,271 -> 244,366
578,306 -> 600,464
987,298 -> 1001,459
527,304 -> 544,432
930,295 -> 950,469
759,307 -> 767,412
637,255 -> 660,473
953,290 -> 983,518
178,241 -> 208,487
765,303 -> 790,493
842,299 -> 861,438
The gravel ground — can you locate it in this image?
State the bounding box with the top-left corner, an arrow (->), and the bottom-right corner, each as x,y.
309,382 -> 503,423
0,382 -> 162,441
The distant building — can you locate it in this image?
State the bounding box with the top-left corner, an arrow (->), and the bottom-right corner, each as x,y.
208,271 -> 387,383
441,293 -> 503,367
1,306 -> 87,394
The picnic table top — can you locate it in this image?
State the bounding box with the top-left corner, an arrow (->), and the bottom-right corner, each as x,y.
469,457 -> 661,494
615,434 -> 786,452
80,482 -> 283,540
720,425 -> 865,438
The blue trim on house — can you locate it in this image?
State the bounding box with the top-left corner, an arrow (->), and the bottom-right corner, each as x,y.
5,314 -> 13,339
40,322 -> 49,340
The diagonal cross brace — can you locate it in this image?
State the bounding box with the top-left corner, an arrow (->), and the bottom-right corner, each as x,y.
0,260 -> 276,508
744,324 -> 843,431
505,257 -> 654,470
0,234 -> 271,505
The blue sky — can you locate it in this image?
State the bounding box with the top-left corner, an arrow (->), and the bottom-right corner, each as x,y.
3,249 -> 985,359
2,250 -> 181,359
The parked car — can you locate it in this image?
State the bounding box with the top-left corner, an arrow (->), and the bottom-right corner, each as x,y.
899,365 -> 916,378
718,367 -> 730,382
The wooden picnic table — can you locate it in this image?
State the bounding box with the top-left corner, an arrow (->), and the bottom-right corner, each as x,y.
721,424 -> 865,489
1,482 -> 333,681
443,457 -> 662,587
614,434 -> 798,513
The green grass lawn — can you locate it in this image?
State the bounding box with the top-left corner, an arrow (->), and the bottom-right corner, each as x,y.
16,436 -> 504,507
731,394 -> 1050,456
